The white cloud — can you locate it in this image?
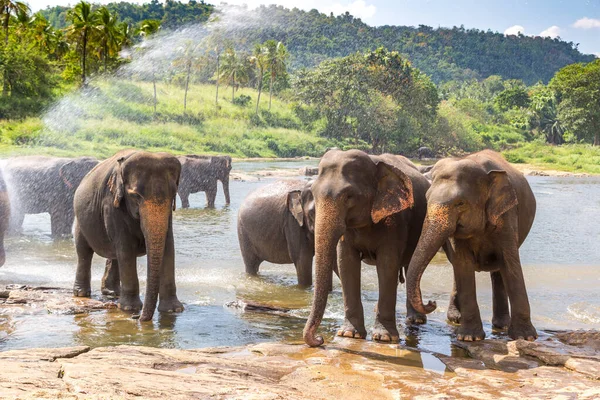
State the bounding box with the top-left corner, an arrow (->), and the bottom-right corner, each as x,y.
539,25 -> 561,38
573,17 -> 600,29
504,25 -> 525,36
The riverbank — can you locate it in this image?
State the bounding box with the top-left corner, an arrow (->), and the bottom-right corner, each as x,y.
1,285 -> 600,398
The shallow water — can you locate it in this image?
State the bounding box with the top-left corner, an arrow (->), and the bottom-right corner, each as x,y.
0,160 -> 599,355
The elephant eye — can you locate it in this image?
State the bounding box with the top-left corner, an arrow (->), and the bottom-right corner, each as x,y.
456,200 -> 466,207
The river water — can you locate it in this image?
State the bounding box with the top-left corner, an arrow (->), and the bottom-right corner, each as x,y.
0,160 -> 599,355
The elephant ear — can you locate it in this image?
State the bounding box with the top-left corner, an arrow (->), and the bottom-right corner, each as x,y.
371,161 -> 414,224
287,190 -> 304,227
486,170 -> 518,226
108,157 -> 127,208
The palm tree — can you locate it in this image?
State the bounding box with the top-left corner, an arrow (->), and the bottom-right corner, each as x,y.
0,0 -> 29,44
173,40 -> 202,111
264,40 -> 288,110
250,43 -> 268,114
95,7 -> 119,73
66,1 -> 98,86
220,47 -> 249,102
30,13 -> 57,54
137,19 -> 161,113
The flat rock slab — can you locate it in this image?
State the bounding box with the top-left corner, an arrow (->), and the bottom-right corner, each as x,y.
1,337 -> 600,399
0,285 -> 117,315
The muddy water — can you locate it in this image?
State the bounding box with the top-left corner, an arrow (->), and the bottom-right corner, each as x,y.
0,161 -> 599,354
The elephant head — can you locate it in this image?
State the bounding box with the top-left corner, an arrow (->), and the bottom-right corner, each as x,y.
303,150 -> 414,347
212,155 -> 232,205
59,157 -> 99,193
109,152 -> 181,322
287,181 -> 315,235
406,157 -> 518,315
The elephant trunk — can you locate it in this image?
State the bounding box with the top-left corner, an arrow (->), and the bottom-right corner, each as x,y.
139,200 -> 171,322
406,203 -> 455,315
303,199 -> 344,347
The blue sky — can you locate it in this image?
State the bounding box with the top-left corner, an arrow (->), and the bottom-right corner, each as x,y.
27,0 -> 600,55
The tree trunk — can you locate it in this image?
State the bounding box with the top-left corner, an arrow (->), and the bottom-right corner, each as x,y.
81,30 -> 87,86
152,77 -> 157,113
269,73 -> 273,110
3,10 -> 9,97
215,53 -> 219,106
255,74 -> 262,115
595,132 -> 599,146
104,41 -> 108,73
232,76 -> 235,102
183,63 -> 190,112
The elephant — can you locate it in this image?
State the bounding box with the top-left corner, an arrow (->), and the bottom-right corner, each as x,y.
3,156 -> 99,237
406,150 -> 537,341
303,149 -> 430,347
0,170 -> 9,266
72,149 -> 183,322
177,155 -> 232,208
417,146 -> 435,160
238,179 -> 316,286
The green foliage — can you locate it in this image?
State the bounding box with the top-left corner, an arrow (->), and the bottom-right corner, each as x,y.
232,94 -> 251,107
503,143 -> 600,173
495,87 -> 530,111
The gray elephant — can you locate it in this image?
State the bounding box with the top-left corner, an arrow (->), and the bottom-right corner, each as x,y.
238,179 -> 315,286
417,146 -> 435,160
73,150 -> 183,321
177,155 -> 232,208
407,150 -> 537,341
302,150 -> 430,347
0,171 -> 10,266
3,156 -> 99,237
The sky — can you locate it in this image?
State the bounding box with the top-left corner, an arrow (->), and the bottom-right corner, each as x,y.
26,0 -> 600,56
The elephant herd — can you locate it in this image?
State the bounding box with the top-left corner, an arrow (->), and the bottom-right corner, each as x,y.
238,149 -> 538,346
0,147 -> 537,346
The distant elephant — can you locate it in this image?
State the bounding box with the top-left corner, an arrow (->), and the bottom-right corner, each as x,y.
303,150 -> 430,347
72,150 -> 183,321
238,179 -> 315,286
299,166 -> 318,176
3,156 -> 99,237
177,155 -> 232,208
0,171 -> 9,266
407,150 -> 537,341
417,146 -> 435,160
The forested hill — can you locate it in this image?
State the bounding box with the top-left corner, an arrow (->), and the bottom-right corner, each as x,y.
40,2 -> 596,84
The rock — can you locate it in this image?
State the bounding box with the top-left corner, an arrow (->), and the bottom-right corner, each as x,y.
299,166 -> 318,176
1,338 -> 600,399
225,300 -> 292,316
453,339 -> 540,372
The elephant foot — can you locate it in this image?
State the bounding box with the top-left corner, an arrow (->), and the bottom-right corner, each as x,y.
118,295 -> 143,312
508,319 -> 537,341
101,287 -> 120,298
372,321 -> 399,343
336,319 -> 366,339
456,324 -> 486,342
158,297 -> 184,313
406,310 -> 427,325
73,284 -> 91,297
492,314 -> 511,330
447,305 -> 461,324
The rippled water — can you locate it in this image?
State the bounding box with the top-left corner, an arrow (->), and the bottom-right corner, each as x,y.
0,161 -> 599,355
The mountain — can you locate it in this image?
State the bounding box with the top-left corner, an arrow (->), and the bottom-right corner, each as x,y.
40,2 -> 596,84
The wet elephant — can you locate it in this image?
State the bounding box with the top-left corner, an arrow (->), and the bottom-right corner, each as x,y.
237,179 -> 316,286
417,146 -> 435,160
406,150 -> 537,341
73,150 -> 183,321
177,155 -> 232,208
3,156 -> 99,237
303,149 -> 430,347
0,171 -> 9,266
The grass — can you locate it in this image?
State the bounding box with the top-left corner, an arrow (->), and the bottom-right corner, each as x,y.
503,142 -> 600,174
0,79 -> 333,158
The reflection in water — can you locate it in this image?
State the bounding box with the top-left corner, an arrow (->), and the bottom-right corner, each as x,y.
0,161 -> 598,356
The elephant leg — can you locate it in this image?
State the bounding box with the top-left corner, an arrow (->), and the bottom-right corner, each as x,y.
50,208 -> 73,238
500,247 -> 537,341
288,234 -> 313,287
206,184 -> 217,208
101,259 -> 121,297
336,240 -> 366,339
373,250 -> 401,343
453,243 -> 485,341
179,191 -> 190,209
116,250 -> 142,312
239,233 -> 261,275
73,223 -> 93,297
158,225 -> 184,313
446,279 -> 461,324
9,210 -> 24,234
491,270 -> 510,330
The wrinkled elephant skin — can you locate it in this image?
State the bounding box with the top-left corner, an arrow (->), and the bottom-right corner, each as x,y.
177,155 -> 232,208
